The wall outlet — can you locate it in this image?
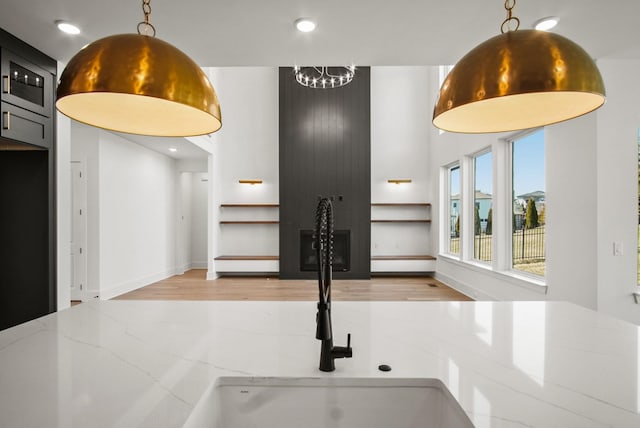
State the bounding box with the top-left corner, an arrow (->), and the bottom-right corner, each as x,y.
613,241 -> 623,256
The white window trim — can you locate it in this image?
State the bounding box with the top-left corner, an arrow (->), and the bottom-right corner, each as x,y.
441,162 -> 461,258
469,147 -> 492,266
503,129 -> 546,283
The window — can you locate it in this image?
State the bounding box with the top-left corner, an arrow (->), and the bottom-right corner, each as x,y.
437,65 -> 454,136
448,165 -> 460,255
512,129 -> 545,276
440,130 -> 547,287
474,151 -> 493,262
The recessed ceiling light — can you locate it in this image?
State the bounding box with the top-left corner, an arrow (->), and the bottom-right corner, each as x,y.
294,18 -> 316,33
169,147 -> 178,152
55,20 -> 81,35
534,16 -> 559,31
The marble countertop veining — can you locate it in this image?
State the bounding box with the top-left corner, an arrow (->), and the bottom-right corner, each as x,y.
0,300 -> 639,427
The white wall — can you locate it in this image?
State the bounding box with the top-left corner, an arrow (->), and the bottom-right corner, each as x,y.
206,67 -> 279,272
371,67 -> 432,257
190,172 -> 208,267
56,103 -> 71,310
175,159 -> 209,273
69,124 -> 182,299
371,67 -> 431,202
545,116 -> 598,308
207,153 -> 220,279
176,172 -> 192,273
595,59 -> 640,324
98,131 -> 178,299
208,67 -> 279,204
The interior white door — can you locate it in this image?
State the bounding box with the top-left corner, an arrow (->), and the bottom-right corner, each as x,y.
70,161 -> 87,301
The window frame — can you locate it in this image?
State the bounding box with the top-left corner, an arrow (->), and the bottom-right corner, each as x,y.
471,147 -> 494,266
507,128 -> 546,280
442,162 -> 461,258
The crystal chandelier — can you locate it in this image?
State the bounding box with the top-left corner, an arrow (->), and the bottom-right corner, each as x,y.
294,66 -> 356,89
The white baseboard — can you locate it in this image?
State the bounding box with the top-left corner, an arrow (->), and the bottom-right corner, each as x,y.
175,262 -> 208,275
371,259 -> 436,273
175,263 -> 190,275
433,271 -> 496,301
100,269 -> 176,300
206,270 -> 219,280
191,261 -> 208,269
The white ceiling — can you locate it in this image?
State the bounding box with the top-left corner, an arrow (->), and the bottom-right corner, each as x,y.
2,0 -> 638,158
111,132 -> 209,160
2,0 -> 638,67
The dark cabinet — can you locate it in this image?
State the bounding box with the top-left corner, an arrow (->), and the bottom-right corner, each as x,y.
0,27 -> 57,331
0,42 -> 54,149
1,101 -> 51,148
1,48 -> 53,118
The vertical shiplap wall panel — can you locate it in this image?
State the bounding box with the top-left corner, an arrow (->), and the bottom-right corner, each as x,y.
279,67 -> 371,279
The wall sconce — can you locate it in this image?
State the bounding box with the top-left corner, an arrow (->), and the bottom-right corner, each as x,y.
239,179 -> 263,185
387,179 -> 412,184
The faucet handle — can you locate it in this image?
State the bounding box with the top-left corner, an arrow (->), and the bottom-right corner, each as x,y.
332,333 -> 353,360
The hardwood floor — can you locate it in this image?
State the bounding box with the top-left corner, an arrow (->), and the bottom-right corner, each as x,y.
114,269 -> 472,301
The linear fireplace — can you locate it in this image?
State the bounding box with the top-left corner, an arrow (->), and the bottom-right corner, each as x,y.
300,229 -> 350,272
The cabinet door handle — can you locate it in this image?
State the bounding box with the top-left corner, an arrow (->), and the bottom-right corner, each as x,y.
2,75 -> 8,93
2,111 -> 10,130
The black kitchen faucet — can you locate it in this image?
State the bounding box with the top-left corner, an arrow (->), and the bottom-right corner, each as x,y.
314,197 -> 352,372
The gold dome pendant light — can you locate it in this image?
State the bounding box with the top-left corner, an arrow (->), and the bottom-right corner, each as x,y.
433,0 -> 605,134
56,0 -> 221,137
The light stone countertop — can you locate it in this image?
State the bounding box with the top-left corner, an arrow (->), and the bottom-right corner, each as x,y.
0,300 -> 639,427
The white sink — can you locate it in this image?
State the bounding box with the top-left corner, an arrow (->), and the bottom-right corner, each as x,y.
184,377 -> 475,428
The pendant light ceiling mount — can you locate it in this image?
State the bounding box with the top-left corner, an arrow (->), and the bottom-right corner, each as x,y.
56,0 -> 222,137
294,66 -> 356,89
137,0 -> 156,37
433,0 -> 605,134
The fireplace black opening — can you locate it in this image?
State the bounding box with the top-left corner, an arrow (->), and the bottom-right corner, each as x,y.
300,229 -> 350,272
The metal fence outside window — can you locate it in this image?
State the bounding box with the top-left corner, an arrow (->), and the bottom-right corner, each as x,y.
450,226 -> 546,265
512,226 -> 545,262
474,232 -> 492,262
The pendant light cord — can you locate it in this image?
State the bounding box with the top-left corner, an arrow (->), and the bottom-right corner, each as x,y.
137,0 -> 156,36
501,0 -> 520,33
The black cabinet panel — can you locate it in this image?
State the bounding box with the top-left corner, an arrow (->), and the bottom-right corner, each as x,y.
1,101 -> 50,148
0,151 -> 52,330
0,27 -> 57,331
1,47 -> 53,118
279,67 -> 371,279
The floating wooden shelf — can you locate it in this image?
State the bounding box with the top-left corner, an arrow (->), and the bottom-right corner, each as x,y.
220,221 -> 279,224
215,255 -> 279,261
371,255 -> 436,261
371,219 -> 431,223
220,204 -> 279,208
371,203 -> 431,207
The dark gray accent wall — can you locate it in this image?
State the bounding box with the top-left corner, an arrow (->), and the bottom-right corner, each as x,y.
279,67 -> 371,279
